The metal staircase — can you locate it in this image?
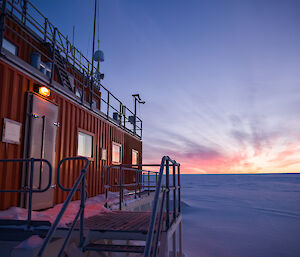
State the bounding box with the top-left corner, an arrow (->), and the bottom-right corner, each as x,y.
75,157 -> 180,257
0,156 -> 182,257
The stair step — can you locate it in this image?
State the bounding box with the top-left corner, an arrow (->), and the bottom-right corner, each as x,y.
83,243 -> 145,253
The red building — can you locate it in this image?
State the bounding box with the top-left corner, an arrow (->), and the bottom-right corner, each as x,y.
0,0 -> 142,210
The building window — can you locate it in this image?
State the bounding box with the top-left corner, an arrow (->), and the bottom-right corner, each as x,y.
112,142 -> 122,163
78,131 -> 93,158
2,38 -> 18,56
132,149 -> 139,165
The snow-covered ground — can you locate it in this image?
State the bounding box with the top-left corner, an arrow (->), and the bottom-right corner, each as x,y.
181,174 -> 300,257
0,191 -> 135,227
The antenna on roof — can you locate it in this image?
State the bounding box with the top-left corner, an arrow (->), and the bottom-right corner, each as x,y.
72,25 -> 75,46
91,0 -> 104,81
131,94 -> 145,134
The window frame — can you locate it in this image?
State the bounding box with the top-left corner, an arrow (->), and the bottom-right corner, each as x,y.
77,128 -> 95,160
132,149 -> 139,165
2,37 -> 19,56
112,141 -> 122,164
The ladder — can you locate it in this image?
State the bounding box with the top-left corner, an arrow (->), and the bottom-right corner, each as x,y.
53,49 -> 72,90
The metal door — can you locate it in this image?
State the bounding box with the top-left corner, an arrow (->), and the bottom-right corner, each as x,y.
24,93 -> 58,210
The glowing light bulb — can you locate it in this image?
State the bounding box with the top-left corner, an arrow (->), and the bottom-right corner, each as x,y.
39,86 -> 50,97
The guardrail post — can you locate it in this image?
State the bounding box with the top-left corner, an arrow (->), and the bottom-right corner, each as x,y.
147,170 -> 150,196
134,168 -> 137,199
106,93 -> 110,119
27,158 -> 34,229
178,164 -> 181,214
22,0 -> 28,25
142,171 -> 144,192
0,0 -> 7,52
81,70 -> 85,103
89,78 -> 94,110
79,169 -> 86,246
173,163 -> 177,221
10,0 -> 15,15
119,164 -> 123,211
43,18 -> 48,42
166,159 -> 170,230
105,166 -> 109,208
138,164 -> 142,198
50,27 -> 57,84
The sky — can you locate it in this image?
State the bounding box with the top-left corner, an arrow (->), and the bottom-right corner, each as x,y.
33,0 -> 300,174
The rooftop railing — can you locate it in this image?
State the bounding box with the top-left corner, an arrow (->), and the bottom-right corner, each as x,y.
0,0 -> 142,138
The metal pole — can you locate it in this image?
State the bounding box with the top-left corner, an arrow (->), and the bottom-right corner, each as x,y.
166,160 -> 170,229
179,221 -> 183,257
178,164 -> 181,214
172,230 -> 177,257
147,170 -> 150,196
27,158 -> 34,230
50,27 -> 57,84
10,0 -> 14,15
81,70 -> 85,103
79,171 -> 86,247
134,169 -> 137,199
138,164 -> 141,198
105,166 -> 109,208
44,18 -> 48,42
133,97 -> 137,134
0,0 -> 7,52
106,93 -> 110,119
22,0 -> 28,25
173,163 -> 177,220
142,171 -> 144,192
90,0 -> 97,109
119,165 -> 123,210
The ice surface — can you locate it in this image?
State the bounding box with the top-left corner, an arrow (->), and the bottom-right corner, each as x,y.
181,174 -> 300,257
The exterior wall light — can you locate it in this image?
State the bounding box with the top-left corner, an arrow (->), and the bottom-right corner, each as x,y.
38,86 -> 51,97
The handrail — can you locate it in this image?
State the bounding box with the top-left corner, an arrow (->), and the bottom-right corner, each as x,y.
0,158 -> 52,229
37,157 -> 90,257
103,165 -> 159,210
144,156 -> 181,257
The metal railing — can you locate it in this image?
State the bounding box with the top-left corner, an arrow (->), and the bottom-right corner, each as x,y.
0,0 -> 143,137
103,164 -> 159,210
104,157 -> 181,257
144,156 -> 181,257
37,156 -> 90,257
0,158 -> 52,229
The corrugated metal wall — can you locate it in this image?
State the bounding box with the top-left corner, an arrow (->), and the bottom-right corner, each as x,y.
0,60 -> 29,210
0,60 -> 142,209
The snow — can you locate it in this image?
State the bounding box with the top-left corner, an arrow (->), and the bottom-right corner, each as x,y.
181,174 -> 300,257
0,191 -> 135,227
14,235 -> 43,249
